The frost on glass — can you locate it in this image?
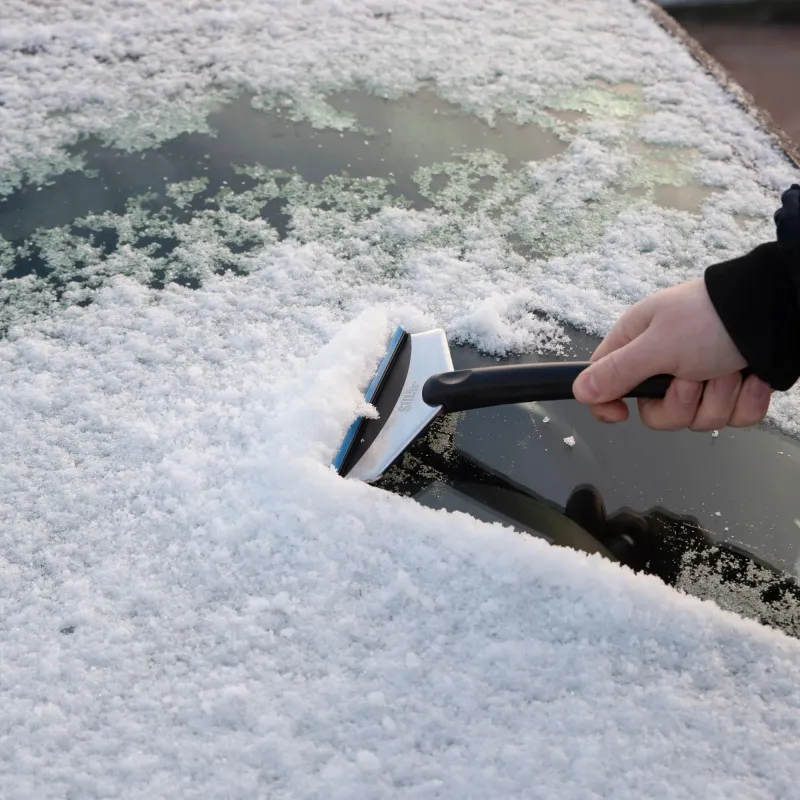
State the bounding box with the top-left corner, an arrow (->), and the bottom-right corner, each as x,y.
0,79 -> 793,362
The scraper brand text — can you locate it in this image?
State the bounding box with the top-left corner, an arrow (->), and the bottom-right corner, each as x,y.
399,382 -> 420,412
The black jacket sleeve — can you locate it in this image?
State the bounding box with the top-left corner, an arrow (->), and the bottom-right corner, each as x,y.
704,184 -> 800,392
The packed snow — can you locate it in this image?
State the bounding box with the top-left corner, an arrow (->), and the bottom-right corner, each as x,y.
3,276 -> 800,799
3,0 -> 800,797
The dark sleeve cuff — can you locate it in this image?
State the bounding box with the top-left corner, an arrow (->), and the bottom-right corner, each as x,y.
704,242 -> 800,392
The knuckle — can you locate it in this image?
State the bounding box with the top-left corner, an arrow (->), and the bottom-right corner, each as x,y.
597,351 -> 624,396
640,403 -> 679,431
730,388 -> 771,428
690,418 -> 726,433
690,410 -> 731,433
643,392 -> 700,431
672,403 -> 700,430
652,420 -> 681,432
689,375 -> 741,432
589,406 -> 609,423
731,409 -> 766,429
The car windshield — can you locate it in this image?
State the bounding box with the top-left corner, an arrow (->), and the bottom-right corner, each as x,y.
7,2 -> 800,796
5,78 -> 800,633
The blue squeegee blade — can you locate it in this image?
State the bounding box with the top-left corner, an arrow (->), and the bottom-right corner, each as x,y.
332,326 -> 408,473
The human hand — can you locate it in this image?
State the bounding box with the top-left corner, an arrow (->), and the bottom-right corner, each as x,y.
572,278 -> 773,431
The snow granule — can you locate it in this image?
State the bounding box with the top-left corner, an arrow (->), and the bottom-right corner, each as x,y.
356,750 -> 382,773
564,435 -> 577,448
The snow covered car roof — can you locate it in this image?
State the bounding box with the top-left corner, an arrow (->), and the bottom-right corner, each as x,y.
2,1 -> 800,797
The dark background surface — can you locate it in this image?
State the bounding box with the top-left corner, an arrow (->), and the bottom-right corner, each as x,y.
666,0 -> 800,146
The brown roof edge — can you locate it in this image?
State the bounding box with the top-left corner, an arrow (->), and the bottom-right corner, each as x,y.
634,0 -> 800,171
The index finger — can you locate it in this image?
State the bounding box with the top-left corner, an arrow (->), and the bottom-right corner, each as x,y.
591,298 -> 655,363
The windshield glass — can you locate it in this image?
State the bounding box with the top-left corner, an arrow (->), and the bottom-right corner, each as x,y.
9,3 -> 800,796
3,24 -> 800,636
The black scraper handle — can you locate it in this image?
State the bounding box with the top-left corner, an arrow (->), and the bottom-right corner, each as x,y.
422,362 -> 751,414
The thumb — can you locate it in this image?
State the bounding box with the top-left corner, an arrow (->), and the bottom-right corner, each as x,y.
573,336 -> 664,404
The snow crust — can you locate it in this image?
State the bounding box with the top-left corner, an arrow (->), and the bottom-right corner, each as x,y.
3,0 -> 800,797
3,277 -> 800,799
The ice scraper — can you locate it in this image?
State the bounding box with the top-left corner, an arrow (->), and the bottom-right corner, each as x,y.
333,326 -> 676,483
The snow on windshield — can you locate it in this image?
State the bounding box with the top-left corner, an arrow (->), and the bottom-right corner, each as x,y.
3,0 -> 800,796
